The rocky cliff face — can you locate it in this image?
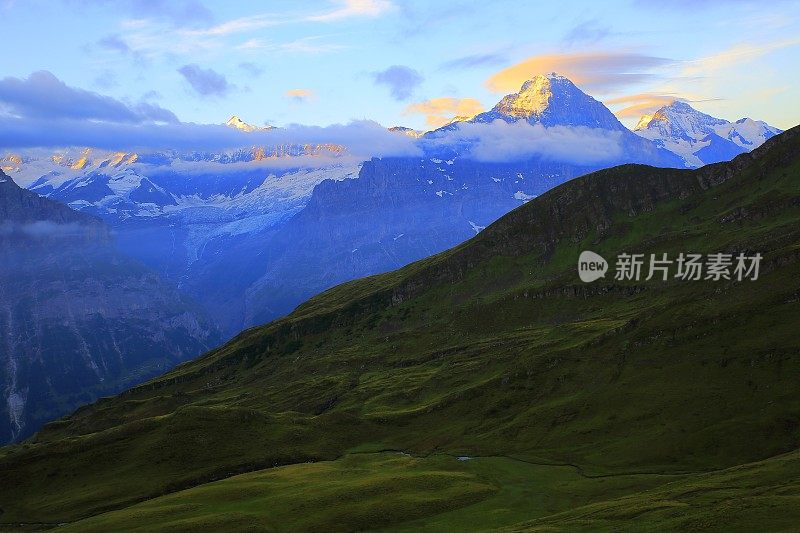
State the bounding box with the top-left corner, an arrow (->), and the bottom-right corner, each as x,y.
0,171 -> 221,443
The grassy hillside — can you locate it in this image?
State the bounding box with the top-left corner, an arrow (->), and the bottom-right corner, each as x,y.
1,126 -> 799,530
53,449 -> 800,532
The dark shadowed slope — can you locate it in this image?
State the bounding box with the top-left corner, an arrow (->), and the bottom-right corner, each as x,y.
0,171 -> 221,443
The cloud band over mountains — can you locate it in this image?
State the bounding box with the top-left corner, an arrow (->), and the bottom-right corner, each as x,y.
0,116 -> 422,158
0,114 -> 622,166
426,121 -> 624,164
0,70 -> 626,166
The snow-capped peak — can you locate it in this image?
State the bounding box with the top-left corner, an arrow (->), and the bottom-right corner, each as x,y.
728,117 -> 783,145
633,100 -> 782,167
226,115 -> 263,132
634,101 -> 727,141
474,72 -> 626,131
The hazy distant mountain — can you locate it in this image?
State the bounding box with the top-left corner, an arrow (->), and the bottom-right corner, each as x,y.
0,170 -> 221,443
634,101 -> 782,166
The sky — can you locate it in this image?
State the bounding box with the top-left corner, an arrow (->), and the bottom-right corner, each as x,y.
0,0 -> 798,143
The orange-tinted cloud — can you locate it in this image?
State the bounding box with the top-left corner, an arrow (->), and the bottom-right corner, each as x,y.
485,52 -> 672,94
604,93 -> 678,118
404,97 -> 484,128
285,88 -> 315,102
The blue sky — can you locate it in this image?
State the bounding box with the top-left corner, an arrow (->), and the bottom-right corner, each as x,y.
1,0 -> 799,133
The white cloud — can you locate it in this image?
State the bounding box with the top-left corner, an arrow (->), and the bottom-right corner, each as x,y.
185,14 -> 283,37
115,2 -> 392,58
0,117 -> 422,160
308,0 -> 396,22
427,120 -> 624,164
235,36 -> 346,54
681,39 -> 800,77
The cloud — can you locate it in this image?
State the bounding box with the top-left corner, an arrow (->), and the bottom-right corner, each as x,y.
439,53 -> 505,71
404,97 -> 484,128
0,71 -> 177,123
108,2 -> 390,59
611,38 -> 800,126
0,221 -> 93,239
97,34 -> 131,54
68,0 -> 213,27
177,64 -> 231,97
681,39 -> 800,77
235,36 -> 345,54
395,2 -> 473,39
427,120 -> 623,164
93,70 -> 118,90
180,0 -> 394,37
604,93 -> 680,119
0,117 -> 422,160
309,0 -> 396,22
163,154 -> 363,173
372,65 -> 423,101
485,52 -> 673,94
603,93 -> 726,120
157,0 -> 213,26
239,62 -> 264,77
184,0 -> 395,34
563,20 -> 612,45
141,90 -> 161,100
285,89 -> 315,103
632,0 -> 793,9
153,0 -> 395,37
185,14 -> 282,37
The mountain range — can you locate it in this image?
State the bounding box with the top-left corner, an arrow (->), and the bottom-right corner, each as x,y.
0,75 -> 782,336
1,124 -> 797,530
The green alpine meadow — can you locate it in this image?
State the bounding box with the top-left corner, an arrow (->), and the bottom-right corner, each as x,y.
1,124 -> 798,531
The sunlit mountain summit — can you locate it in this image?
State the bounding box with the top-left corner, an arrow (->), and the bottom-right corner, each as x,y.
473,73 -> 629,130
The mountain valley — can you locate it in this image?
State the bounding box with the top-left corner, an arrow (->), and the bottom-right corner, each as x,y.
1,123 -> 797,530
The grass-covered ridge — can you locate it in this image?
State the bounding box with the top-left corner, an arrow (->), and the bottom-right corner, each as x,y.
1,126 -> 799,530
